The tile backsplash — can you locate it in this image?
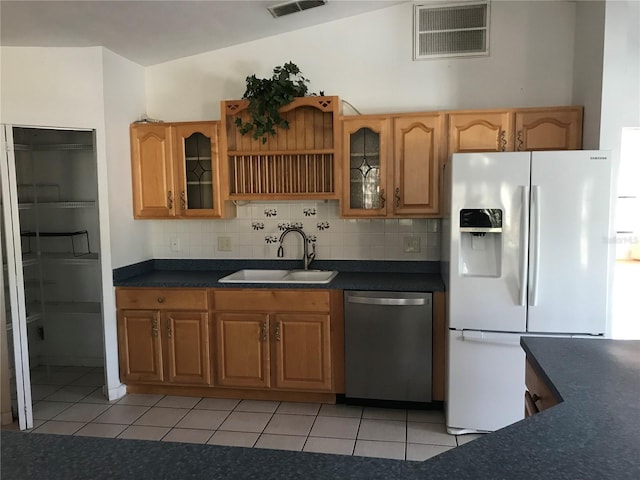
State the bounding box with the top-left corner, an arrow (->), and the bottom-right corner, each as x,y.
150,201 -> 440,262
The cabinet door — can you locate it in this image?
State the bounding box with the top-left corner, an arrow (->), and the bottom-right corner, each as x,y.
214,313 -> 270,388
514,108 -> 582,151
174,122 -> 224,218
272,314 -> 332,391
448,111 -> 514,157
130,124 -> 175,218
165,311 -> 211,385
117,310 -> 163,382
393,114 -> 444,216
341,117 -> 390,217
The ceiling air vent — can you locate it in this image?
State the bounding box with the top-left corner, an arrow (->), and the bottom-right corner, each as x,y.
268,0 -> 328,19
414,1 -> 490,60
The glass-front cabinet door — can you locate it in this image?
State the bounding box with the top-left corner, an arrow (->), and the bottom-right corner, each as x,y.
175,122 -> 223,217
341,117 -> 390,217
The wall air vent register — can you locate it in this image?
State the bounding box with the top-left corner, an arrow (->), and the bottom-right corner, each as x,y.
414,1 -> 490,60
268,0 -> 327,18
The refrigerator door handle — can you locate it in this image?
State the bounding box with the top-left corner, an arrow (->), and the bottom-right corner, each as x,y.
461,330 -> 523,346
519,185 -> 530,306
529,185 -> 541,306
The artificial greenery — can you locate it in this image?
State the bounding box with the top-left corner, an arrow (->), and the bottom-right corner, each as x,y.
235,62 -> 322,144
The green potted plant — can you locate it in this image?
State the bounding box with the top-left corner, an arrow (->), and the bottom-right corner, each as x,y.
235,62 -> 322,144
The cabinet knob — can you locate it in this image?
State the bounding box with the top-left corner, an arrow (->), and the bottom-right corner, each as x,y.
157,297 -> 165,304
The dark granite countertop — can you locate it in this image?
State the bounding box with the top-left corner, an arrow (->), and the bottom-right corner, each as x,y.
3,337 -> 638,479
112,259 -> 445,292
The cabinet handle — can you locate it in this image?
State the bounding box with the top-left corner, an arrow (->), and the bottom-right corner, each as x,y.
157,297 -> 165,304
394,187 -> 401,207
499,130 -> 507,152
151,318 -> 159,337
517,131 -> 524,151
261,322 -> 267,342
379,189 -> 386,209
167,325 -> 172,339
275,321 -> 281,342
180,191 -> 186,210
167,191 -> 173,209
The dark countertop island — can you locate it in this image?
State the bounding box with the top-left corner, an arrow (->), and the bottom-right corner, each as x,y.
3,337 -> 639,479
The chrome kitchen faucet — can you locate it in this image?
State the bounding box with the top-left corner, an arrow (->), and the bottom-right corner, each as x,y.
277,227 -> 316,270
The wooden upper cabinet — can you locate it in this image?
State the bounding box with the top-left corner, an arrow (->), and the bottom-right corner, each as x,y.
514,107 -> 582,151
130,121 -> 233,219
272,313 -> 332,391
221,96 -> 341,200
173,123 -> 225,218
393,114 -> 444,216
117,309 -> 164,383
448,111 -> 514,156
165,311 -> 211,385
130,124 -> 175,218
214,312 -> 271,389
341,116 -> 390,217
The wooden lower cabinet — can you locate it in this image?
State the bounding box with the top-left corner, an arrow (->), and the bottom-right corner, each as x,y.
272,314 -> 332,391
117,309 -> 211,386
211,289 -> 336,393
524,357 -> 559,416
165,311 -> 211,385
214,312 -> 271,389
117,309 -> 163,383
116,287 -> 340,399
116,288 -> 211,386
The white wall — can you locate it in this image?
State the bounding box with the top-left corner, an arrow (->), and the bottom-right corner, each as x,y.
146,1 -> 577,121
143,0 -> 577,262
0,46 -> 147,399
102,49 -> 150,268
599,0 -> 640,339
573,0 -> 605,149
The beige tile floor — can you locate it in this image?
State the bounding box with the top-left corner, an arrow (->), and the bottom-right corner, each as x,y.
4,365 -> 485,461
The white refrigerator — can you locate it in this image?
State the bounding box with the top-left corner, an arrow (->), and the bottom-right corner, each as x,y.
442,151 -> 613,434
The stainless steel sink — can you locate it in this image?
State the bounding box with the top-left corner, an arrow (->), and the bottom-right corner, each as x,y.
218,269 -> 337,284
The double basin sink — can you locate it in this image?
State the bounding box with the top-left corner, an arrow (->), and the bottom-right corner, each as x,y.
218,269 -> 338,284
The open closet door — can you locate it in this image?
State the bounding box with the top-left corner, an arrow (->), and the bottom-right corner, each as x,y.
1,124 -> 33,429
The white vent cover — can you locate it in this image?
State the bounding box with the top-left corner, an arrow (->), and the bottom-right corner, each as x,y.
414,1 -> 490,60
268,0 -> 327,18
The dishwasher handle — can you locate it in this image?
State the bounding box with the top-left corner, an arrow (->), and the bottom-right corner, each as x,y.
346,295 -> 427,306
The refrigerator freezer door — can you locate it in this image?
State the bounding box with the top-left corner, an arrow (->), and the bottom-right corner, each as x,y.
527,151 -> 611,334
446,330 -> 526,434
448,153 -> 530,332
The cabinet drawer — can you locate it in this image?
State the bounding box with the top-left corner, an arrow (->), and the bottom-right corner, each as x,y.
212,289 -> 330,312
525,358 -> 559,413
116,288 -> 208,310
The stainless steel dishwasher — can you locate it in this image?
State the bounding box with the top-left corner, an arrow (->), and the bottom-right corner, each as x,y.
344,291 -> 432,403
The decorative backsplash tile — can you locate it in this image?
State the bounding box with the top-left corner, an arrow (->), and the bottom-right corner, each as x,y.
149,201 -> 441,261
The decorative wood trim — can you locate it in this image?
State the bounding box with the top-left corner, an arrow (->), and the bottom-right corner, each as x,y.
432,291 -> 446,401
329,289 -> 345,393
